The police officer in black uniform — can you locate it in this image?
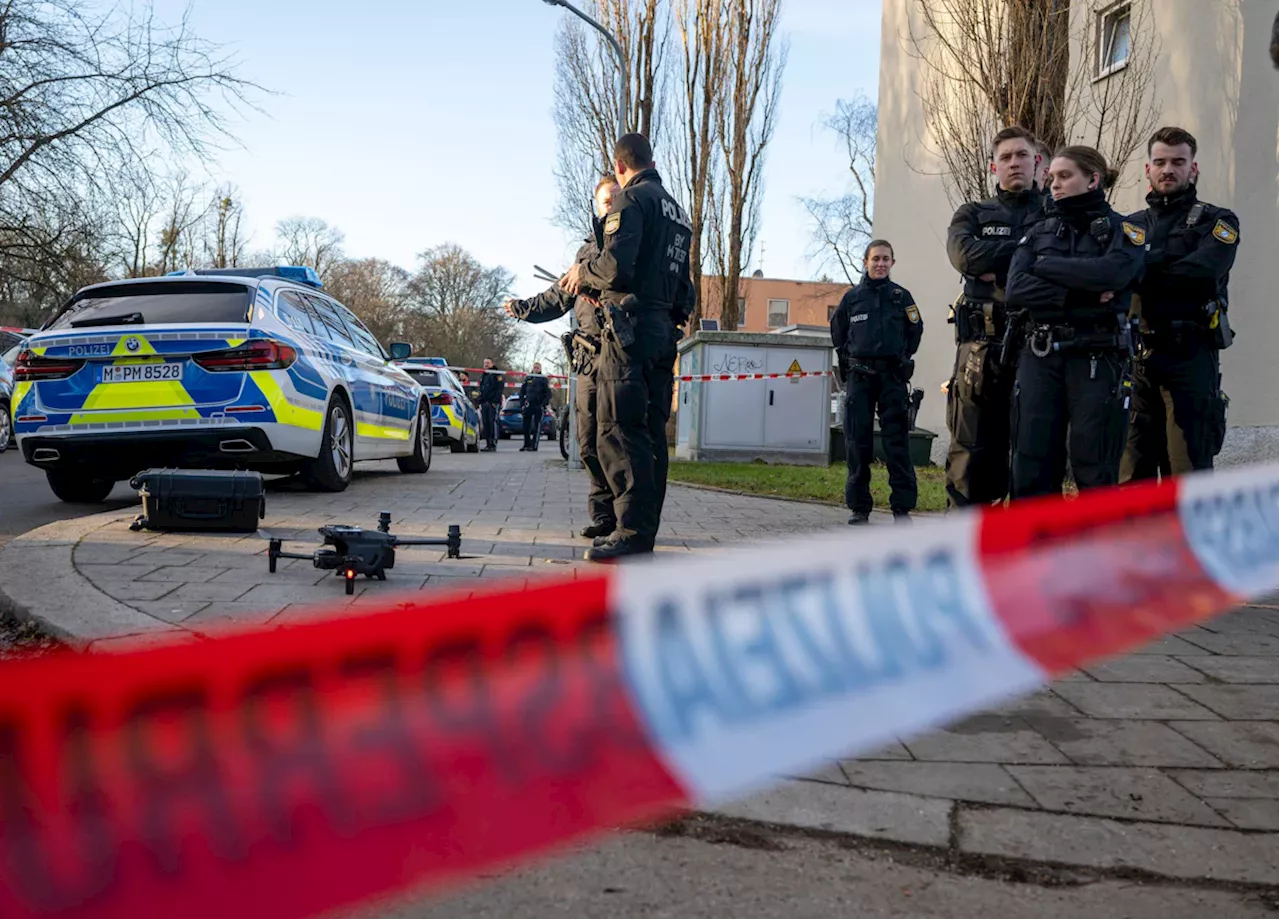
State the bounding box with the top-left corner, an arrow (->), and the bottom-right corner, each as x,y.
478,357 -> 504,451
560,133 -> 694,562
517,363 -> 551,451
830,240 -> 923,524
944,125 -> 1047,508
505,175 -> 621,536
1006,145 -> 1146,498
1120,127 -> 1239,481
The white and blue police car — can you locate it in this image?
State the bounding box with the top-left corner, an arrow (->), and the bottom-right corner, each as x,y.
12,266 -> 432,502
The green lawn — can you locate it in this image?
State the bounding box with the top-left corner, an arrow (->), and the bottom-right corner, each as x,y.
667,459 -> 947,513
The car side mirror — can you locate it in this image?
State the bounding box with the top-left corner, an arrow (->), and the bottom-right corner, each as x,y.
388,342 -> 412,361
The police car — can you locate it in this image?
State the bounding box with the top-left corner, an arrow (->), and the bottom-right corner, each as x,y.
12,266 -> 432,502
393,357 -> 480,453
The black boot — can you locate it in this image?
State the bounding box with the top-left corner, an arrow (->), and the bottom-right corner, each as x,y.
893,510 -> 912,524
580,522 -> 615,539
584,539 -> 654,563
848,511 -> 871,526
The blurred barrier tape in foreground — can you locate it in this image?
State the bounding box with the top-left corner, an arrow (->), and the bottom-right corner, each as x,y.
0,465 -> 1274,919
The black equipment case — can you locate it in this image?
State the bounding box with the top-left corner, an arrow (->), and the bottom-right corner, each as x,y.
130,469 -> 266,533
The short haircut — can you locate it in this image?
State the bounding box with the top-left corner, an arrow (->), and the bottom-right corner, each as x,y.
864,239 -> 894,261
1147,126 -> 1198,159
990,125 -> 1038,159
595,174 -> 618,194
1036,141 -> 1052,161
614,133 -> 654,170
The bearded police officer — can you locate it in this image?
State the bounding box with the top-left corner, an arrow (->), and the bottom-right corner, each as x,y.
1120,127 -> 1239,481
943,125 -> 1046,508
560,133 -> 694,562
505,175 -> 621,536
830,240 -> 922,525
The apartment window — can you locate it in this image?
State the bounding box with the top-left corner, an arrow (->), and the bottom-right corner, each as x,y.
1097,4 -> 1131,78
737,297 -> 746,323
766,298 -> 789,327
827,304 -> 838,322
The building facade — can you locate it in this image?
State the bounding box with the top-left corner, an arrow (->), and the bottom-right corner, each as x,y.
700,275 -> 850,333
874,0 -> 1277,463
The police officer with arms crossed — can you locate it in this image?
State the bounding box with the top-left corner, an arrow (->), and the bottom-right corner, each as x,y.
560,133 -> 694,562
1006,145 -> 1145,498
944,125 -> 1046,508
830,240 -> 922,525
477,357 -> 504,451
517,363 -> 551,452
1120,127 -> 1239,482
505,175 -> 621,537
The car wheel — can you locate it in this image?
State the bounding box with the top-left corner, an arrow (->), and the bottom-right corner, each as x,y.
466,427 -> 480,453
559,418 -> 569,460
449,431 -> 467,453
0,400 -> 10,453
46,470 -> 115,504
301,395 -> 354,492
397,401 -> 433,474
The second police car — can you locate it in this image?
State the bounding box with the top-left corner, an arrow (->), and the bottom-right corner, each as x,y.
12,266 -> 432,502
393,357 -> 481,453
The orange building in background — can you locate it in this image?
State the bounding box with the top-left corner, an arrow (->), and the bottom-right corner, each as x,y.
699,273 -> 850,333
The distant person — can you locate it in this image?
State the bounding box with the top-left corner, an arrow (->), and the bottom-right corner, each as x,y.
478,357 -> 504,451
830,240 -> 922,525
1036,140 -> 1053,191
518,362 -> 551,452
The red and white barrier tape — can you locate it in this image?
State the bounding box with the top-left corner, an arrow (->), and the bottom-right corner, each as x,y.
676,370 -> 833,382
0,465 -> 1273,919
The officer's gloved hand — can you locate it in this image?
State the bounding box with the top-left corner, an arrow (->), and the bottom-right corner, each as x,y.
901,358 -> 915,382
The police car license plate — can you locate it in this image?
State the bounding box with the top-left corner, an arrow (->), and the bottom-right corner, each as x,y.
100,363 -> 183,384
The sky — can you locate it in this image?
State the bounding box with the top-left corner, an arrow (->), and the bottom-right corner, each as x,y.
150,0 -> 883,302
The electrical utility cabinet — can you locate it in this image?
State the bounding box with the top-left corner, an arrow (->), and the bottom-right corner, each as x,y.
675,330 -> 834,466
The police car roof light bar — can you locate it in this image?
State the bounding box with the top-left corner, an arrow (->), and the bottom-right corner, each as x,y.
164,266 -> 325,290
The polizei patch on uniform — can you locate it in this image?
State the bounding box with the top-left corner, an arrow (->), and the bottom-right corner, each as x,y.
1121,222 -> 1145,246
981,225 -> 1012,236
1212,219 -> 1238,244
605,213 -> 621,235
906,305 -> 921,324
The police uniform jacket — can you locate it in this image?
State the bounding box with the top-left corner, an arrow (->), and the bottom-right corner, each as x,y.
511,225 -> 604,337
577,168 -> 695,325
1006,188 -> 1145,327
478,369 -> 504,405
518,373 -> 551,411
946,185 -> 1046,302
1131,186 -> 1239,328
830,275 -> 923,361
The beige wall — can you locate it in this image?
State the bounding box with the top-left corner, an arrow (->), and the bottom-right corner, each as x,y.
875,0 -> 1278,437
701,277 -> 849,332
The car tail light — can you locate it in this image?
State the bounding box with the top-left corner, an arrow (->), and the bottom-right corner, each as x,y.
193,339 -> 297,372
430,392 -> 453,406
14,350 -> 84,382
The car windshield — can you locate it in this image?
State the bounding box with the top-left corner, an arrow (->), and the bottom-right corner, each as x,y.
2,344 -> 20,366
46,282 -> 254,330
503,396 -> 520,409
405,368 -> 442,387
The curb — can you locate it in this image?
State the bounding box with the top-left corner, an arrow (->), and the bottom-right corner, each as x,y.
0,510 -> 175,648
666,478 -> 945,516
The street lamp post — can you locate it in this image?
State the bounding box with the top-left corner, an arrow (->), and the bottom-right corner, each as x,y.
541,0 -> 630,474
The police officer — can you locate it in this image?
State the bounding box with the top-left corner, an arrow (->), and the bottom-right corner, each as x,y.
560,133 -> 694,562
517,363 -> 551,451
477,357 -> 504,451
944,125 -> 1046,508
1006,145 -> 1146,498
830,240 -> 922,524
505,175 -> 621,537
1120,127 -> 1239,481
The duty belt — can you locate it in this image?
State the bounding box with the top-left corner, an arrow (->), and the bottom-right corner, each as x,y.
1143,320 -> 1211,346
1027,323 -> 1127,358
953,300 -> 1007,343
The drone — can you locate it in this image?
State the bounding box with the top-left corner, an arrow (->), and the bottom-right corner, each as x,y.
268,513 -> 462,595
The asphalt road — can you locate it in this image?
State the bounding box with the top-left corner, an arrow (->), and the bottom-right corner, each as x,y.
0,449 -> 137,547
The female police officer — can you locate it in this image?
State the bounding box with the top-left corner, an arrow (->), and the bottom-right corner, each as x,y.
1006,145 -> 1145,498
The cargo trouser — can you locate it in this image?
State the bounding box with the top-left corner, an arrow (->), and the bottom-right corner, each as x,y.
945,340 -> 1015,508
1121,341 -> 1224,481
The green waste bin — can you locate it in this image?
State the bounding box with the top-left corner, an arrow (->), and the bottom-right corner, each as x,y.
830,425 -> 937,466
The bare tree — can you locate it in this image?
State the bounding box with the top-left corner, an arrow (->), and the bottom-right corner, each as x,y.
403,244 -> 521,370
708,0 -> 787,331
800,93 -> 877,286
204,186 -> 246,268
907,0 -> 1158,208
0,1 -> 263,291
275,216 -> 345,280
155,172 -> 207,274
325,258 -> 411,346
550,0 -> 670,235
673,0 -> 728,326
111,161 -> 164,278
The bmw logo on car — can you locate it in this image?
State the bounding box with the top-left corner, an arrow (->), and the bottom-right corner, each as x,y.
125,337 -> 140,352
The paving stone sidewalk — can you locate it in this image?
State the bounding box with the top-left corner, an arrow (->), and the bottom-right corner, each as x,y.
0,444 -> 1275,891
